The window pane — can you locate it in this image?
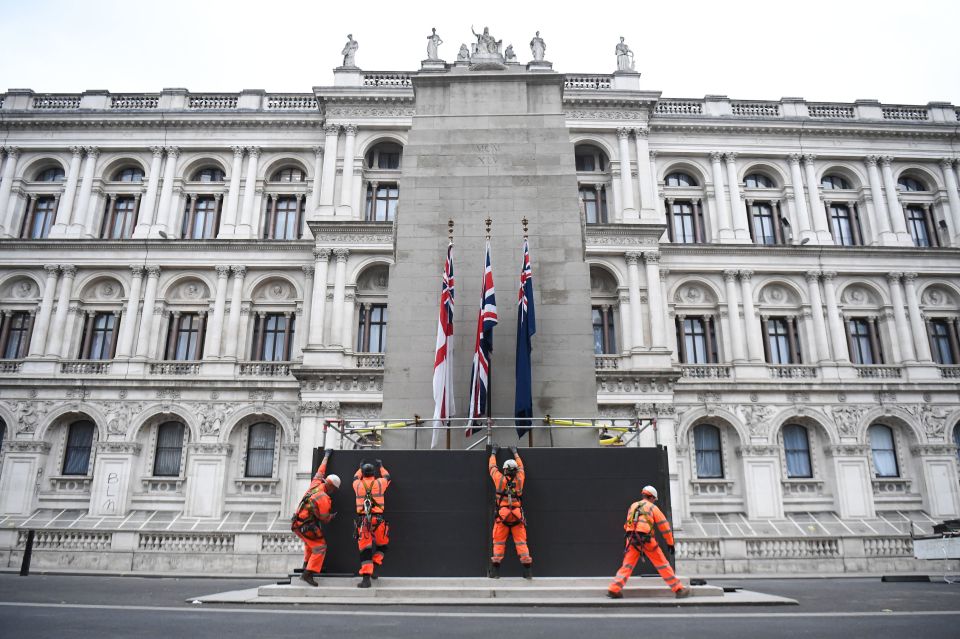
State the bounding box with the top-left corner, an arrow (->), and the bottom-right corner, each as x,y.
694,424 -> 723,478
869,425 -> 899,477
63,421 -> 94,475
783,425 -> 812,478
153,422 -> 184,476
245,423 -> 276,477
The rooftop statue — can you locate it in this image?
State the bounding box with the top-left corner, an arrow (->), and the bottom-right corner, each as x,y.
471,25 -> 502,56
457,43 -> 470,62
342,34 -> 359,68
426,27 -> 444,61
504,44 -> 517,63
530,31 -> 546,62
615,36 -> 634,72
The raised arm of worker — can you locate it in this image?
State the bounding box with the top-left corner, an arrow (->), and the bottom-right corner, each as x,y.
375,459 -> 391,489
488,444 -> 502,483
310,449 -> 332,488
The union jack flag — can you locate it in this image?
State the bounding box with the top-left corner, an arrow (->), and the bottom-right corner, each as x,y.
431,242 -> 455,448
467,240 -> 497,436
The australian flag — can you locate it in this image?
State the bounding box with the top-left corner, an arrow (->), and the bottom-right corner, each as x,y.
467,240 -> 497,437
514,237 -> 536,437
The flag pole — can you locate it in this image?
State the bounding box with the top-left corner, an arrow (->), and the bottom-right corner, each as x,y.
485,216 -> 493,424
521,217 -> 534,448
446,219 -> 454,451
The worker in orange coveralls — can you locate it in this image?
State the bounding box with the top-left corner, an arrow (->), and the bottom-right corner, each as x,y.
607,485 -> 691,599
290,449 -> 340,586
353,459 -> 391,588
488,444 -> 533,580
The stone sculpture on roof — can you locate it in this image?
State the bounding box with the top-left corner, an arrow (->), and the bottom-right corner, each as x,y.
426,27 -> 444,61
341,34 -> 359,68
615,36 -> 634,71
530,31 -> 546,61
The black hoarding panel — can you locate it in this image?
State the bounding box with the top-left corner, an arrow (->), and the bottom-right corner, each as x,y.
311,447 -> 672,577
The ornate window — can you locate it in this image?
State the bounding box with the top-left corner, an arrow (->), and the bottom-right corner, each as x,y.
744,173 -> 774,189
953,424 -> 960,465
181,195 -> 221,239
153,422 -> 185,477
0,311 -> 32,359
847,317 -> 883,365
62,421 -> 95,475
263,195 -> 303,239
896,176 -> 926,192
592,306 -> 616,354
821,174 -> 851,190
250,312 -> 295,361
356,304 -> 387,353
667,200 -> 705,243
868,424 -> 899,477
665,172 -> 697,187
693,424 -> 723,478
828,203 -> 863,246
676,315 -> 718,364
35,167 -> 65,182
270,167 -> 305,183
365,142 -> 403,170
747,201 -> 785,245
576,144 -> 611,224
245,422 -> 277,478
78,312 -> 118,360
113,166 -> 144,182
904,205 -> 937,247
20,196 -> 57,239
928,318 -> 959,365
580,186 -> 608,224
100,196 -> 139,239
164,312 -> 205,360
191,167 -> 225,183
763,316 -> 802,364
364,183 -> 399,222
575,145 -> 607,172
783,424 -> 812,478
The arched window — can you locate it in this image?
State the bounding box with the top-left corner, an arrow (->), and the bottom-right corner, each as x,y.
783,424 -> 812,478
665,172 -> 697,187
954,424 -> 960,466
743,173 -> 774,189
113,166 -> 144,182
821,174 -> 851,190
897,176 -> 926,192
153,421 -> 185,477
191,167 -> 225,183
693,424 -> 723,478
35,167 -> 65,182
245,422 -> 276,478
270,167 -> 305,183
62,420 -> 95,475
365,143 -> 402,170
0,418 -> 6,457
868,424 -> 899,477
574,145 -> 607,172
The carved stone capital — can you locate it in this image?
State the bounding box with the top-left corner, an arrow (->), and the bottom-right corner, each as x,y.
886,271 -> 903,283
324,124 -> 341,136
739,269 -> 753,280
149,146 -> 164,158
642,251 -> 660,264
231,265 -> 247,277
96,441 -> 142,455
709,151 -> 724,163
129,265 -> 145,278
821,270 -> 837,281
84,146 -> 100,158
334,248 -> 350,261
879,155 -> 893,167
723,152 -> 737,163
302,264 -> 315,277
187,442 -> 234,455
69,145 -> 84,157
312,146 -> 323,157
911,443 -> 959,457
864,155 -> 879,167
215,265 -> 231,278
165,146 -> 180,158
230,145 -> 245,158
939,158 -> 955,170
902,272 -> 918,283
722,269 -> 739,282
616,127 -> 631,139
343,124 -> 358,135
314,247 -> 332,261
60,264 -> 77,278
624,251 -> 642,265
246,146 -> 261,158
145,265 -> 161,278
788,153 -> 803,165
2,440 -> 51,454
633,127 -> 649,139
804,270 -> 821,283
803,154 -> 817,164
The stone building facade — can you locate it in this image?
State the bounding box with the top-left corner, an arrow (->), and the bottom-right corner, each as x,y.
0,46 -> 959,574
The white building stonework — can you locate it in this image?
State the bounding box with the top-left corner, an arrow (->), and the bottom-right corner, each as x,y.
0,46 -> 959,574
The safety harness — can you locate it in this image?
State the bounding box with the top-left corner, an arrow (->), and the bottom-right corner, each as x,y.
625,501 -> 656,548
355,477 -> 385,538
495,473 -> 524,527
291,483 -> 327,537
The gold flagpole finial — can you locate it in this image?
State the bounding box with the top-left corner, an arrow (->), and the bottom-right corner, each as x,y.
485,216 -> 492,240
447,218 -> 454,244
521,216 -> 529,238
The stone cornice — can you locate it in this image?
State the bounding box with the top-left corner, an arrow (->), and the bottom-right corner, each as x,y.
658,243 -> 960,262
308,220 -> 394,246
0,115 -> 323,130
0,238 -> 315,253
649,120 -> 958,141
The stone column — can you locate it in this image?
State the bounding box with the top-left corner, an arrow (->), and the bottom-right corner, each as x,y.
114,266 -> 144,358
902,272 -> 932,361
28,265 -> 60,357
787,154 -> 814,243
309,248 -> 331,346
329,249 -> 348,347
205,265 -> 231,359
342,291 -> 356,351
50,146 -> 83,238
309,146 -> 323,213
236,146 -> 260,237
70,147 -> 99,236
633,128 -> 658,220
218,146 -> 245,238
83,187 -> 105,238
183,443 -> 231,519
913,444 -> 960,519
709,152 -> 733,241
618,291 -> 632,352
0,441 -> 51,515
739,270 -> 763,361
864,156 -> 893,244
45,265 -> 76,357
725,153 -> 749,240
224,266 -> 247,358
153,147 -> 179,238
821,271 -> 848,362
615,128 -> 637,220
131,147 -> 163,239
643,252 -> 666,348
739,445 -> 785,519
0,148 -> 20,236
338,125 -> 357,212
803,155 -> 832,243
803,271 -> 828,362
625,252 -> 645,349
298,265 -> 314,358
939,159 -> 960,243
827,445 -> 876,519
886,272 -> 915,362
134,266 -> 160,358
880,156 -> 910,244
723,269 -> 746,362
319,125 -> 340,207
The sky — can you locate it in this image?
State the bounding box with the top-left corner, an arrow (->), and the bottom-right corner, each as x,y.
1,0 -> 958,105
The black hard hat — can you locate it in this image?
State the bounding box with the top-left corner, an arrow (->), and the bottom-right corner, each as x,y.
361,463 -> 376,477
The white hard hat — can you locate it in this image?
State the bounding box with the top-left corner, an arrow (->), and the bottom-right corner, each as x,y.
326,474 -> 341,489
641,485 -> 658,500
503,459 -> 519,471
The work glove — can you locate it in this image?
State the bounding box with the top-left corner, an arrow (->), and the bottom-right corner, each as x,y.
491,444 -> 500,454
509,446 -> 518,455
375,458 -> 383,469
323,449 -> 333,459
667,544 -> 675,557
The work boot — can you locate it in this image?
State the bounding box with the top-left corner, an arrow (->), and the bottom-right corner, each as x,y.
300,571 -> 318,587
294,561 -> 307,574
675,587 -> 692,599
606,590 -> 623,599
488,563 -> 500,579
357,574 -> 372,589
522,564 -> 533,580
371,572 -> 378,580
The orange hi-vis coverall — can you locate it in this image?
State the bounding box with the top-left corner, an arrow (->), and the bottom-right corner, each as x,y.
290,458 -> 335,574
489,453 -> 532,566
353,464 -> 391,576
608,499 -> 683,595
